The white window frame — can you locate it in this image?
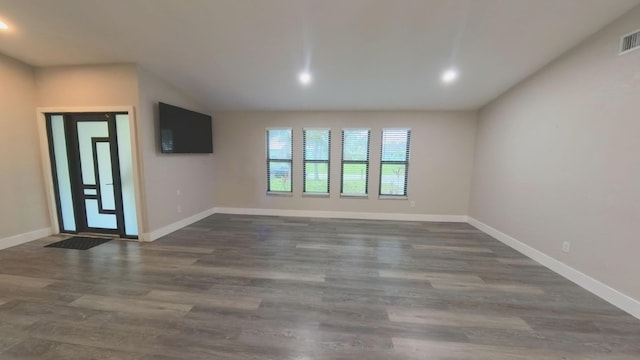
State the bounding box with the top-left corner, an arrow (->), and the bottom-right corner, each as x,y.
266,128 -> 293,195
303,128 -> 331,196
340,128 -> 371,197
379,128 -> 410,199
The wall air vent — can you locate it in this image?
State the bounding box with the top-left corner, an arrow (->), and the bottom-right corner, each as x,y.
620,29 -> 640,55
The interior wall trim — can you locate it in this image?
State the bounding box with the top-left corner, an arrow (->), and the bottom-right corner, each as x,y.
468,217 -> 640,320
214,207 -> 468,223
0,228 -> 53,251
142,207 -> 217,242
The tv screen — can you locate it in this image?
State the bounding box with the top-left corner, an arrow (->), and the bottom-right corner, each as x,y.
159,102 -> 213,154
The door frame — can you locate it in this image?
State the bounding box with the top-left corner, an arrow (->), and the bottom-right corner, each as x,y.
36,106 -> 146,241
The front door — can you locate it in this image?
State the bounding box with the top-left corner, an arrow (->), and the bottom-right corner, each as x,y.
46,113 -> 127,237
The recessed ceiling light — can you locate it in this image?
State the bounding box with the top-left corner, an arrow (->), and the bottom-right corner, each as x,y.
298,71 -> 312,86
0,21 -> 8,30
441,68 -> 458,84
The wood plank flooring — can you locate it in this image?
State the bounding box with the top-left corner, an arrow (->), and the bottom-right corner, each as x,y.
0,214 -> 639,359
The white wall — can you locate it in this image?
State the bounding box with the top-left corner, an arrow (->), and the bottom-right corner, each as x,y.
35,64 -> 139,107
213,111 -> 476,217
471,6 -> 640,301
35,64 -> 216,235
137,67 -> 216,233
0,53 -> 50,240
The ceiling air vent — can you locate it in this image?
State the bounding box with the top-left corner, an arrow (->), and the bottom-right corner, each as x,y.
620,29 -> 640,55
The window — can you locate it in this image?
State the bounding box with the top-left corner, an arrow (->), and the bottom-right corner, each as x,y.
379,129 -> 410,197
341,129 -> 370,196
303,129 -> 330,194
266,128 -> 292,193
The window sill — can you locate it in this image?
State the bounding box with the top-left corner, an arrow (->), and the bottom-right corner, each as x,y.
302,193 -> 330,198
340,193 -> 368,199
266,191 -> 293,197
378,195 -> 408,200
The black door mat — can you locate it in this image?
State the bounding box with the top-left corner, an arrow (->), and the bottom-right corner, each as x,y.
45,236 -> 112,250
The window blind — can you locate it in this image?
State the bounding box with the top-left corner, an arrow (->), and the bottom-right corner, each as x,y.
341,129 -> 370,196
379,129 -> 410,196
266,128 -> 293,193
303,129 -> 330,194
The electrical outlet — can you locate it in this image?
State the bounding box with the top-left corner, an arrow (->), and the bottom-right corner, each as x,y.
177,205 -> 182,213
562,241 -> 570,253
177,189 -> 181,196
410,201 -> 416,207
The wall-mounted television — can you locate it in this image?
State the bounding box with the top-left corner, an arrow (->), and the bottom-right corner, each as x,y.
159,102 -> 213,154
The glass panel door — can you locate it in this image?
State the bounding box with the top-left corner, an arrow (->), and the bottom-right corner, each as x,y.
47,113 -> 138,238
75,121 -> 118,230
46,112 -> 137,238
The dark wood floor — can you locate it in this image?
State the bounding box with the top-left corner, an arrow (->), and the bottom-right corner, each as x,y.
1,214 -> 639,359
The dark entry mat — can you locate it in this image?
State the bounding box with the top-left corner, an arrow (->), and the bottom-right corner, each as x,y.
45,236 -> 112,250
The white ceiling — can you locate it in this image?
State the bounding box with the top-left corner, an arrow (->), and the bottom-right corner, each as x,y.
0,0 -> 638,111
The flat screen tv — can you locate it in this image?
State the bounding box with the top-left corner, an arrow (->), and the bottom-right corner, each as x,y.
159,102 -> 213,153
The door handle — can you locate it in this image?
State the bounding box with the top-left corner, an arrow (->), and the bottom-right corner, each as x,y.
105,183 -> 113,186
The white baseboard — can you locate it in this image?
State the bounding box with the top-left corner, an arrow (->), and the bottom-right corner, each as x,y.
142,208 -> 216,242
214,207 -> 468,223
0,227 -> 53,251
468,217 -> 640,320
